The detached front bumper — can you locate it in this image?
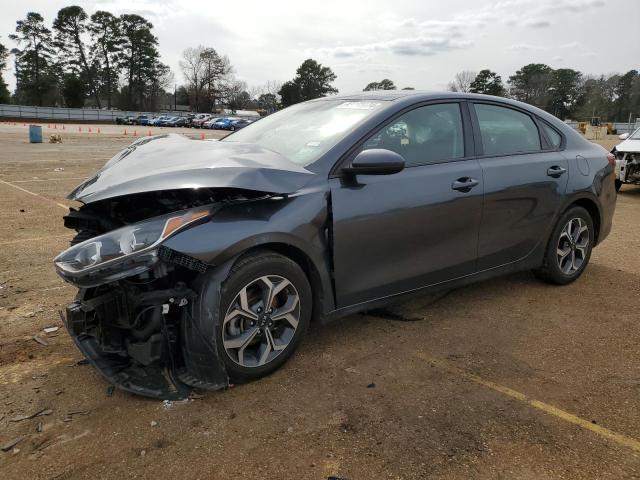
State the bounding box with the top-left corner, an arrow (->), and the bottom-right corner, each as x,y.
64,281 -> 229,400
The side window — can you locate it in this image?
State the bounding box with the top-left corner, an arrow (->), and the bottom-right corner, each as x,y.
541,121 -> 562,149
474,104 -> 541,156
363,103 -> 464,167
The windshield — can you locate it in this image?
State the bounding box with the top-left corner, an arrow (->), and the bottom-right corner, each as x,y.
222,99 -> 386,166
630,127 -> 640,140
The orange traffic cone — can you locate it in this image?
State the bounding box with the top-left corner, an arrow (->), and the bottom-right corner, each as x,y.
78,126 -> 82,132
62,124 -> 65,130
97,128 -> 101,134
148,130 -> 151,136
200,132 -> 205,140
88,127 -> 92,133
133,130 -> 137,137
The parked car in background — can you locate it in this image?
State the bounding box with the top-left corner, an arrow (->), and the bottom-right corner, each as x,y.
159,116 -> 178,127
228,119 -> 253,131
55,91 -> 616,399
133,115 -> 150,125
192,114 -> 213,128
611,127 -> 640,191
148,116 -> 170,126
115,115 -> 137,125
202,117 -> 223,129
166,116 -> 190,127
213,117 -> 239,130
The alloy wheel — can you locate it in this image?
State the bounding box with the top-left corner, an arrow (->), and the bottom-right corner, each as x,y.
222,275 -> 301,368
556,217 -> 589,275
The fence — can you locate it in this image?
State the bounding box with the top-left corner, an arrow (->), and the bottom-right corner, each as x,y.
0,104 -> 259,122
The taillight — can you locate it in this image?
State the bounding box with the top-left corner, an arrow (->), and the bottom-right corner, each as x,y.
607,153 -> 616,167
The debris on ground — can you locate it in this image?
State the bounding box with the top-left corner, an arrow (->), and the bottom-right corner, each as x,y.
367,383 -> 376,388
32,335 -> 48,346
9,408 -> 52,422
43,326 -> 59,334
63,410 -> 89,422
150,420 -> 158,427
1,436 -> 25,452
106,386 -> 115,397
49,135 -> 63,144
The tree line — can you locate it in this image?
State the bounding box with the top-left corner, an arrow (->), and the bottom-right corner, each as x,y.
1,8 -> 637,121
445,65 -> 640,122
362,66 -> 639,122
0,6 -> 342,113
1,8 -> 171,110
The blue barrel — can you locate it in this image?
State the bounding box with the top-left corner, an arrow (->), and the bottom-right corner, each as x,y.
29,124 -> 43,143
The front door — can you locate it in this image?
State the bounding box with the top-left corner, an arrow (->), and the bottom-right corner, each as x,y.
330,102 -> 484,308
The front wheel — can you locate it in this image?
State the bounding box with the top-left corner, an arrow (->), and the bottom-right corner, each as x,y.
533,206 -> 594,285
215,252 -> 311,383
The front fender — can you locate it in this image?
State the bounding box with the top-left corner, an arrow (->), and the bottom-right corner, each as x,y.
162,189 -> 335,313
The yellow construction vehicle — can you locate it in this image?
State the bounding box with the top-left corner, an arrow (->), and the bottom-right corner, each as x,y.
579,117 -> 614,135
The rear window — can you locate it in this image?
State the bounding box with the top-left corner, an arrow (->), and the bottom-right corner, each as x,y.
475,104 -> 541,156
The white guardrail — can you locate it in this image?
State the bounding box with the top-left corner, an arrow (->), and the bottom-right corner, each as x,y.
0,104 -> 259,122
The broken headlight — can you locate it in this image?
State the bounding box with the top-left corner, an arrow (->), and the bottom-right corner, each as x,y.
54,207 -> 211,277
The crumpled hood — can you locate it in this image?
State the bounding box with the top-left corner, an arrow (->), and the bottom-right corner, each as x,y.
616,137 -> 640,153
68,134 -> 315,203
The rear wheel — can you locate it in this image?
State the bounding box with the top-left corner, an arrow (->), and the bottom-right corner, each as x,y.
533,206 -> 594,285
216,252 -> 311,382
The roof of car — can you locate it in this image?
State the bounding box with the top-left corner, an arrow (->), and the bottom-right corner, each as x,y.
322,90 -> 560,122
326,90 -> 520,102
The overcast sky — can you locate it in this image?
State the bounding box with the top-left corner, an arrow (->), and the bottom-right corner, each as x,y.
1,0 -> 638,94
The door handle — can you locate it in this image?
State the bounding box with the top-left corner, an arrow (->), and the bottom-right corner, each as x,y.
451,177 -> 479,192
547,166 -> 567,178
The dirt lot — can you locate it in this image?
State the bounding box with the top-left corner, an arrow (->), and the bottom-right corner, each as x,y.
0,123 -> 639,479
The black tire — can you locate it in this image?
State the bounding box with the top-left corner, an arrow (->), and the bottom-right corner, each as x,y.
214,251 -> 311,383
533,206 -> 594,285
615,179 -> 622,192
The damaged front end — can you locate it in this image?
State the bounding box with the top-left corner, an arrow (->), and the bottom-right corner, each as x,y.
56,188 -> 271,399
54,134 -> 316,399
613,149 -> 640,187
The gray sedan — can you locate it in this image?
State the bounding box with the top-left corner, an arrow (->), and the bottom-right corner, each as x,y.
54,92 -> 616,399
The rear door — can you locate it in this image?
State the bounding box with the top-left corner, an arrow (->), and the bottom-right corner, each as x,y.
470,102 -> 569,270
330,102 -> 484,307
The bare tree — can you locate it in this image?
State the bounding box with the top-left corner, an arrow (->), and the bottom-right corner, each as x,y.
201,49 -> 233,112
179,46 -> 205,111
448,71 -> 477,93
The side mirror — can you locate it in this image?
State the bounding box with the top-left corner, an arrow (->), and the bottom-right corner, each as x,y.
619,133 -> 630,140
342,149 -> 405,175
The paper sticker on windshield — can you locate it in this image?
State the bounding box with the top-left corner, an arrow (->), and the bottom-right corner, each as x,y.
336,102 -> 381,110
306,141 -> 321,147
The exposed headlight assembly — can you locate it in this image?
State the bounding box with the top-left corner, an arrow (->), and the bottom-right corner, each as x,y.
54,207 -> 211,285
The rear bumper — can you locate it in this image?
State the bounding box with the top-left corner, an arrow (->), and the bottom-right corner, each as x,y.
596,169 -> 617,245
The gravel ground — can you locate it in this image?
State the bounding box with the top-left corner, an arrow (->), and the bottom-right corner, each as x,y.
0,124 -> 639,479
